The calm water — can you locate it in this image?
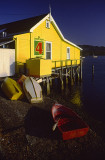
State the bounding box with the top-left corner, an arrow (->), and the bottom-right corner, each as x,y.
82,56 -> 105,122
49,56 -> 105,122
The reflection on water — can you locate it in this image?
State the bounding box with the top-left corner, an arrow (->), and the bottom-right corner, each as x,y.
70,88 -> 82,107
42,56 -> 105,122
45,77 -> 83,108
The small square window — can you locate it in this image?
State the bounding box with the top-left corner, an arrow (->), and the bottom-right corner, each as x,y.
46,20 -> 50,28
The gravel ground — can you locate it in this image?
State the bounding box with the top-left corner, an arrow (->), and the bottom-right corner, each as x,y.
0,82 -> 105,160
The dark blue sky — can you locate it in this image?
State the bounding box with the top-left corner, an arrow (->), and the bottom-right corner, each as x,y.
0,0 -> 105,46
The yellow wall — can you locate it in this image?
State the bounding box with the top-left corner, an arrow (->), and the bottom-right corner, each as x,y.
30,20 -> 62,60
14,33 -> 30,72
26,58 -> 52,77
14,17 -> 80,74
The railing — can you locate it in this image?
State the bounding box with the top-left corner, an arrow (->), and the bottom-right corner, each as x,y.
52,59 -> 80,69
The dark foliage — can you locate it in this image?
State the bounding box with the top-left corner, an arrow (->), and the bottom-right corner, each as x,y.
79,45 -> 105,56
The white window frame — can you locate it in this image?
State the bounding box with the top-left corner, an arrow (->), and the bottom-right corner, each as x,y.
67,47 -> 70,59
45,41 -> 52,60
46,20 -> 50,29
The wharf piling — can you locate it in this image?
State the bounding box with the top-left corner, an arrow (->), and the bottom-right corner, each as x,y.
80,59 -> 82,81
46,77 -> 50,95
40,58 -> 82,94
92,64 -> 94,76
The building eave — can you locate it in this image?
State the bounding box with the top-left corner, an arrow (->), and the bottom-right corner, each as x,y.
51,16 -> 82,50
64,38 -> 83,50
30,13 -> 82,50
30,14 -> 49,32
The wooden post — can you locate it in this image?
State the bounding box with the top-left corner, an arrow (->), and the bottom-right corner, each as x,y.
70,60 -> 74,85
70,60 -> 73,79
92,64 -> 94,75
49,77 -> 52,88
73,67 -> 75,81
76,66 -> 80,81
41,78 -> 46,94
80,58 -> 82,81
59,61 -> 63,90
46,77 -> 50,95
43,78 -> 46,85
66,67 -> 68,85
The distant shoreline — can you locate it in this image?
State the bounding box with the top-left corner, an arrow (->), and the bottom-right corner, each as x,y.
79,45 -> 105,56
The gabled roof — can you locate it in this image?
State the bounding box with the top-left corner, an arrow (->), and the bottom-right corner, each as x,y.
0,40 -> 14,47
0,13 -> 82,50
0,13 -> 48,35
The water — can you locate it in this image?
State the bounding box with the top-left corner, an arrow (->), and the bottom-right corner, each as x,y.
82,56 -> 105,122
49,56 -> 105,122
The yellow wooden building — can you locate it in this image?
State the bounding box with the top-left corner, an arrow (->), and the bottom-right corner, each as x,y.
0,13 -> 82,78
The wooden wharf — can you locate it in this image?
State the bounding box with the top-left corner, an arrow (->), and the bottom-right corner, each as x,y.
40,58 -> 83,95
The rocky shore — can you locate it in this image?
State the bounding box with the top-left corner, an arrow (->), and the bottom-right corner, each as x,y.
0,87 -> 105,160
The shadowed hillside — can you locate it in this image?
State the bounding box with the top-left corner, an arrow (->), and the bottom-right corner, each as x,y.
79,45 -> 105,56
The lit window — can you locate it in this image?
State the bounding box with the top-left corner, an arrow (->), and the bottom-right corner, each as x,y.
46,42 -> 52,59
46,20 -> 50,28
67,47 -> 70,59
